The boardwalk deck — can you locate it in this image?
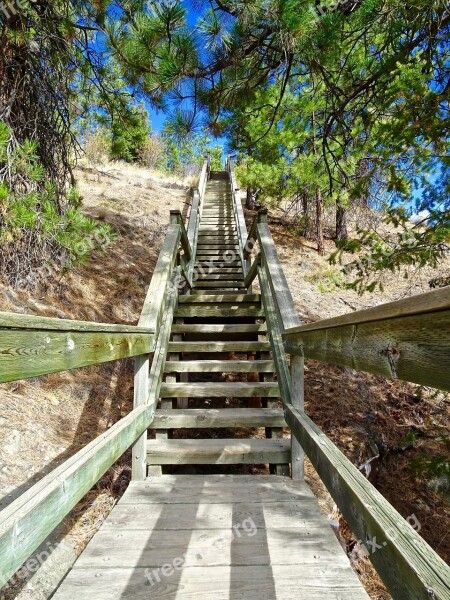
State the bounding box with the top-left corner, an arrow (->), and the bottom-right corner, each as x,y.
53,475 -> 369,599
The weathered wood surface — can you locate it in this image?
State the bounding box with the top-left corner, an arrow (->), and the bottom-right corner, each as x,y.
164,359 -> 274,372
0,312 -> 152,333
137,221 -> 181,331
132,269 -> 179,480
286,285 -> 450,333
258,265 -> 292,403
175,304 -> 264,317
151,408 -> 285,429
170,323 -> 266,334
284,404 -> 450,599
0,404 -> 155,589
0,329 -> 153,383
284,308 -> 450,391
160,382 -> 279,397
290,354 -> 305,480
257,219 -> 301,333
243,252 -> 261,288
178,294 -> 259,303
53,475 -> 369,599
147,439 -> 291,464
132,354 -> 150,480
167,341 -> 271,352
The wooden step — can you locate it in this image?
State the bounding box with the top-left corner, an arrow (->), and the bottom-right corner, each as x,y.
178,294 -> 260,303
198,229 -> 237,233
164,359 -> 273,372
160,382 -> 279,397
151,408 -> 284,428
170,323 -> 266,334
146,438 -> 290,464
194,268 -> 243,275
195,275 -> 244,282
195,260 -> 241,265
175,304 -> 264,316
192,282 -> 246,289
190,289 -> 246,295
196,248 -> 238,253
196,245 -> 239,250
167,341 -> 270,353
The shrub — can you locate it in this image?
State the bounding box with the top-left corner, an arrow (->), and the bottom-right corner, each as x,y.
0,122 -> 115,288
305,266 -> 345,293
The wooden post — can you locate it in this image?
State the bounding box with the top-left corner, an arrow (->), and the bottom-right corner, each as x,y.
132,354 -> 150,480
291,354 -> 305,479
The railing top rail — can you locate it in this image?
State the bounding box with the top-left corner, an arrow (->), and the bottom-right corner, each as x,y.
0,312 -> 153,334
284,286 -> 450,336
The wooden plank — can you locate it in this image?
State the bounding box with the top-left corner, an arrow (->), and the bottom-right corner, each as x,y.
178,294 -> 260,303
284,403 -> 450,600
167,341 -> 270,352
70,526 -> 349,569
243,210 -> 263,258
132,354 -> 150,480
290,354 -> 305,480
147,438 -> 290,464
286,286 -> 450,334
101,478 -> 316,505
257,220 -> 301,333
195,275 -> 244,281
243,252 -> 261,288
160,382 -> 279,397
175,305 -> 264,318
0,403 -> 155,589
0,313 -> 152,334
164,359 -> 273,372
170,210 -> 192,261
52,565 -> 369,599
151,408 -> 285,428
258,265 -> 292,403
0,329 -> 152,383
103,502 -> 326,531
137,222 -> 181,331
284,309 -> 450,391
194,268 -> 244,275
192,282 -> 246,289
170,324 -> 266,334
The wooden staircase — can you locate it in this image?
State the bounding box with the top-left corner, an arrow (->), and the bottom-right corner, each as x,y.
148,171 -> 290,473
2,157 -> 449,600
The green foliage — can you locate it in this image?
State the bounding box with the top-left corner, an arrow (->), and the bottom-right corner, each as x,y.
305,267 -> 345,293
0,122 -> 115,286
110,104 -> 151,162
105,0 -> 449,286
401,428 -> 450,485
209,146 -> 224,171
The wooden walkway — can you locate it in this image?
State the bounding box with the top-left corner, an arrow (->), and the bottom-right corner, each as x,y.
53,475 -> 369,599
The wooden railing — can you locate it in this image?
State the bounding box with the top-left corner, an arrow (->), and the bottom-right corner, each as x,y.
242,206 -> 450,600
226,157 -> 248,275
0,158 -> 208,588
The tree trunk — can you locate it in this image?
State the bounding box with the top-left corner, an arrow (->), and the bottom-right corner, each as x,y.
336,200 -> 348,241
316,187 -> 324,256
246,187 -> 257,210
